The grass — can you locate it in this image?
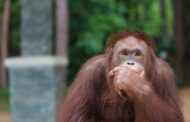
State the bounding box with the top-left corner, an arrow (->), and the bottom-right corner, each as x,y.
0,87 -> 10,111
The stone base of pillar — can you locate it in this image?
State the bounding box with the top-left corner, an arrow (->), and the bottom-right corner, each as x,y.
5,56 -> 68,122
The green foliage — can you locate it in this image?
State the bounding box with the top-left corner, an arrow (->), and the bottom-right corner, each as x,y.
0,87 -> 9,111
68,0 -> 128,83
68,0 -> 167,83
9,0 -> 21,56
0,1 -> 3,19
3,0 -> 176,84
126,0 -> 162,36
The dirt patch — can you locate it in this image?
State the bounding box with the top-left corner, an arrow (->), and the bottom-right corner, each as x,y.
0,113 -> 12,122
0,88 -> 190,122
180,87 -> 190,122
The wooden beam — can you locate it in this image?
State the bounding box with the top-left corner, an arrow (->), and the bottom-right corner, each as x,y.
55,0 -> 68,58
0,0 -> 10,87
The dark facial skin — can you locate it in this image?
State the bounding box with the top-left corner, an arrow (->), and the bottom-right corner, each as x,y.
112,36 -> 149,73
109,36 -> 151,99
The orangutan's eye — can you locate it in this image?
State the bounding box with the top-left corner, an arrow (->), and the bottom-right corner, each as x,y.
134,50 -> 142,57
119,50 -> 128,58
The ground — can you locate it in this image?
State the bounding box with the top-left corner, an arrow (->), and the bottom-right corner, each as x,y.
180,87 -> 190,122
0,113 -> 11,122
0,88 -> 190,122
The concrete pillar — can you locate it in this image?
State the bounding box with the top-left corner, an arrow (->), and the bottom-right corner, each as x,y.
5,0 -> 68,122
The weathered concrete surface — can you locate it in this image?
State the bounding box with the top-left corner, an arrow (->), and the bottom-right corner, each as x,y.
21,0 -> 53,56
5,57 -> 67,122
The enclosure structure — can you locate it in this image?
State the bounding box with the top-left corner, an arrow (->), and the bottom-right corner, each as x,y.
5,0 -> 68,122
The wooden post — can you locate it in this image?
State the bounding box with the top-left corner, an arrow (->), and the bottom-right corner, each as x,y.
173,0 -> 185,83
55,0 -> 68,58
55,0 -> 69,83
0,0 -> 10,87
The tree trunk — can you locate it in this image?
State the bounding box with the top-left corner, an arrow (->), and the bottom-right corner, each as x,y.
0,0 -> 10,87
55,0 -> 68,58
55,0 -> 68,82
173,0 -> 185,84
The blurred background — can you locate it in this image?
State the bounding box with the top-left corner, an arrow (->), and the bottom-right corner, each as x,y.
0,0 -> 190,122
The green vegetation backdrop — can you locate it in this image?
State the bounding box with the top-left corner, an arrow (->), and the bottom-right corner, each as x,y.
0,0 -> 176,84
